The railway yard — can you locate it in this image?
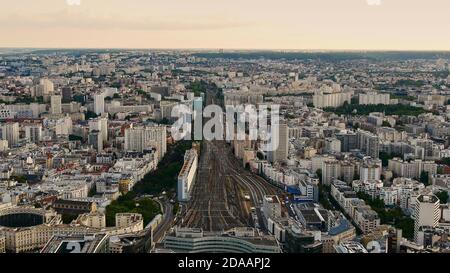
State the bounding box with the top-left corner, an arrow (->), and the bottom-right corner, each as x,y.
179,140 -> 278,232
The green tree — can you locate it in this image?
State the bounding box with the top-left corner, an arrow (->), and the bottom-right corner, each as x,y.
324,104 -> 427,116
382,121 -> 391,127
73,94 -> 86,105
316,169 -> 323,184
441,158 -> 450,166
420,171 -> 430,186
379,152 -> 402,167
436,191 -> 449,204
189,81 -> 207,97
85,110 -> 98,120
61,214 -> 78,224
11,175 -> 27,184
173,202 -> 180,215
105,197 -> 161,227
124,140 -> 192,196
69,135 -> 84,142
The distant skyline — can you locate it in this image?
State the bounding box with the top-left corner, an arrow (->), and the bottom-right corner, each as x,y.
1,0 -> 450,51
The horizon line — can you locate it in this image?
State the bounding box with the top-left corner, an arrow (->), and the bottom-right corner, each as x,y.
1,46 -> 450,53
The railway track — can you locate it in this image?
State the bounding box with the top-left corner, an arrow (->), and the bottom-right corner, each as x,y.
180,140 -> 278,231
178,86 -> 278,232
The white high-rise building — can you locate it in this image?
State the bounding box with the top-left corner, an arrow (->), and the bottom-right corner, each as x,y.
124,125 -> 167,161
25,124 -> 43,143
360,159 -> 382,182
322,160 -> 341,185
414,194 -> 440,243
51,95 -> 62,115
267,123 -> 289,163
40,79 -> 54,94
89,117 -> 108,143
0,123 -> 19,147
88,130 -> 103,153
357,130 -> 379,159
33,79 -> 54,98
125,127 -> 145,153
94,93 -> 105,115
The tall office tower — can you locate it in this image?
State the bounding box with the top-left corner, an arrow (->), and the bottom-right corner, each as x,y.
335,131 -> 357,152
360,159 -> 382,182
322,160 -> 341,186
88,130 -> 103,153
62,87 -> 73,103
267,123 -> 289,163
25,124 -> 43,143
93,93 -> 105,115
357,130 -> 380,159
124,125 -> 167,161
414,194 -> 440,243
89,117 -> 108,143
50,95 -> 62,115
0,122 -> 19,147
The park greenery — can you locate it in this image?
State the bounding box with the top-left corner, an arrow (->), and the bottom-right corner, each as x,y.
105,140 -> 192,226
188,80 -> 207,97
105,196 -> 161,227
394,79 -> 426,88
390,94 -> 416,101
324,102 -> 427,116
132,140 -> 192,195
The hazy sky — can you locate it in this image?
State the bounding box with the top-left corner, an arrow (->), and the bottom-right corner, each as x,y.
1,0 -> 449,50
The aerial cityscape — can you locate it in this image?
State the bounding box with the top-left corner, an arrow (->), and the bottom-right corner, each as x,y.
1,0 -> 450,260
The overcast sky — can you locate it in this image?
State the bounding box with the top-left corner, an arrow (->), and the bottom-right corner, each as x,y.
1,0 -> 449,50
